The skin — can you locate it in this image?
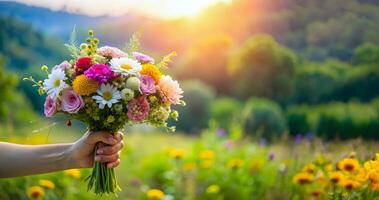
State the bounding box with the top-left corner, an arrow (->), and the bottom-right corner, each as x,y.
0,131 -> 124,178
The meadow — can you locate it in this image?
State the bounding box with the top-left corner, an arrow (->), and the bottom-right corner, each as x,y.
1,122 -> 378,200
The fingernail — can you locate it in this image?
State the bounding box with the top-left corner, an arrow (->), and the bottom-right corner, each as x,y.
95,156 -> 100,161
97,149 -> 103,154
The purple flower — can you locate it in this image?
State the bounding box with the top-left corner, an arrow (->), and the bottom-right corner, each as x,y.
127,96 -> 150,122
139,75 -> 156,94
132,52 -> 155,64
306,132 -> 313,141
259,138 -> 267,147
294,134 -> 303,144
84,64 -> 114,84
53,61 -> 71,71
216,128 -> 226,137
268,152 -> 275,161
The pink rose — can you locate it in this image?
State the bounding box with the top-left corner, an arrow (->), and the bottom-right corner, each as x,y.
61,89 -> 84,113
44,95 -> 59,117
127,96 -> 150,122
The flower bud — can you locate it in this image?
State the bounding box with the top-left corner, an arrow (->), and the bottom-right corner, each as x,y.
126,77 -> 140,90
88,30 -> 94,36
41,65 -> 48,72
80,43 -> 88,50
121,88 -> 134,101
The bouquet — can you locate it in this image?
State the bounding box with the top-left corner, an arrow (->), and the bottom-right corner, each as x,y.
25,30 -> 184,195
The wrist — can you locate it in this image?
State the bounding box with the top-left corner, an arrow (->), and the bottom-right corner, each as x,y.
64,143 -> 81,169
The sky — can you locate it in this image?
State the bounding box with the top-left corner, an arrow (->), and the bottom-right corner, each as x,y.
14,0 -> 231,18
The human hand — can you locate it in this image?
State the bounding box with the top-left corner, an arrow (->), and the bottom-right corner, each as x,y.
69,130 -> 124,169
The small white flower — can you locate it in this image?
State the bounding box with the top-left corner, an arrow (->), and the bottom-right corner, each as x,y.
43,68 -> 69,99
109,57 -> 142,76
121,88 -> 134,101
92,84 -> 122,109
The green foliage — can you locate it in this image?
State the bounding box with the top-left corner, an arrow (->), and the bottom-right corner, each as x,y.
210,97 -> 242,131
175,80 -> 215,133
352,43 -> 379,65
64,26 -> 81,59
229,35 -> 296,102
242,98 -> 287,139
124,30 -> 142,54
286,108 -> 310,136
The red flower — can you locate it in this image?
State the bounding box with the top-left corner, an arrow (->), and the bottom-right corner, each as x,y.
75,57 -> 92,75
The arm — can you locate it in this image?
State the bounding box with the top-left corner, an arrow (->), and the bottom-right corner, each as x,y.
0,131 -> 124,178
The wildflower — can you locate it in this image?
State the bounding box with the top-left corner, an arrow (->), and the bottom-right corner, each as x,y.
306,132 -> 313,141
158,75 -> 183,105
27,186 -> 45,200
250,160 -> 264,172
216,128 -> 226,137
147,189 -> 164,200
39,179 -> 55,189
371,182 -> 379,190
127,96 -> 150,122
168,148 -> 185,159
140,64 -> 161,84
200,150 -> 215,160
338,158 -> 360,172
224,140 -> 234,149
293,172 -> 313,185
310,189 -> 323,198
97,46 -> 128,58
92,84 -> 121,109
84,64 -> 114,84
206,184 -> 220,194
268,152 -> 275,161
339,178 -> 361,190
183,162 -> 196,171
294,134 -> 302,144
72,74 -> 99,96
109,57 -> 141,76
44,95 -> 59,117
259,138 -> 267,147
140,75 -> 156,94
126,76 -> 141,91
329,171 -> 344,184
121,88 -> 134,101
43,68 -> 69,99
61,89 -> 84,113
133,51 -> 155,64
53,61 -> 71,71
75,56 -> 92,75
227,159 -> 244,169
64,169 -> 81,179
302,163 -> 316,174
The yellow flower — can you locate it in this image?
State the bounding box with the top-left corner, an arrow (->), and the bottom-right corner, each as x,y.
183,162 -> 196,171
147,189 -> 164,200
329,171 -> 345,184
338,158 -> 360,172
206,184 -> 220,194
168,148 -> 185,159
27,186 -> 45,200
227,159 -> 244,169
140,64 -> 161,84
201,160 -> 214,169
249,159 -> 264,172
200,150 -> 215,160
72,74 -> 99,96
325,164 -> 334,172
64,169 -> 81,179
302,163 -> 316,174
310,189 -> 323,198
38,179 -> 55,189
339,178 -> 361,190
371,182 -> 379,191
293,172 -> 313,185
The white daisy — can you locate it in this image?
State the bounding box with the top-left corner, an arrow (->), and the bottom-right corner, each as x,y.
43,68 -> 69,99
92,84 -> 122,109
109,57 -> 142,76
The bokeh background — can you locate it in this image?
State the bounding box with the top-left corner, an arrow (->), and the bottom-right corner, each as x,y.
0,0 -> 379,199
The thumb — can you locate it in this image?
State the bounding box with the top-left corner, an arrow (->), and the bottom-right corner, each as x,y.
86,131 -> 118,145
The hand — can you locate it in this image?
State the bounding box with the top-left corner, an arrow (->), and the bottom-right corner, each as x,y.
70,130 -> 124,169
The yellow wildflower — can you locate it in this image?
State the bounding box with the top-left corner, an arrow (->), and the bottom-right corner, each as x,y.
64,169 -> 81,179
371,182 -> 379,191
338,158 -> 360,172
72,74 -> 99,96
206,184 -> 220,194
310,189 -> 323,198
302,163 -> 316,174
168,148 -> 185,159
227,159 -> 244,169
140,64 -> 161,84
339,178 -> 361,190
147,189 -> 164,200
249,159 -> 264,172
38,179 -> 55,189
201,160 -> 214,169
200,150 -> 215,160
183,162 -> 196,171
329,171 -> 345,184
293,172 -> 313,185
27,186 -> 45,200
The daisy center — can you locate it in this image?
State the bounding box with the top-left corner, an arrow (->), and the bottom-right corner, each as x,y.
103,91 -> 113,101
121,64 -> 132,70
54,79 -> 61,87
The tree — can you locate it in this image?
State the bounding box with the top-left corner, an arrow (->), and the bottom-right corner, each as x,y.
352,43 -> 379,65
228,34 -> 296,102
